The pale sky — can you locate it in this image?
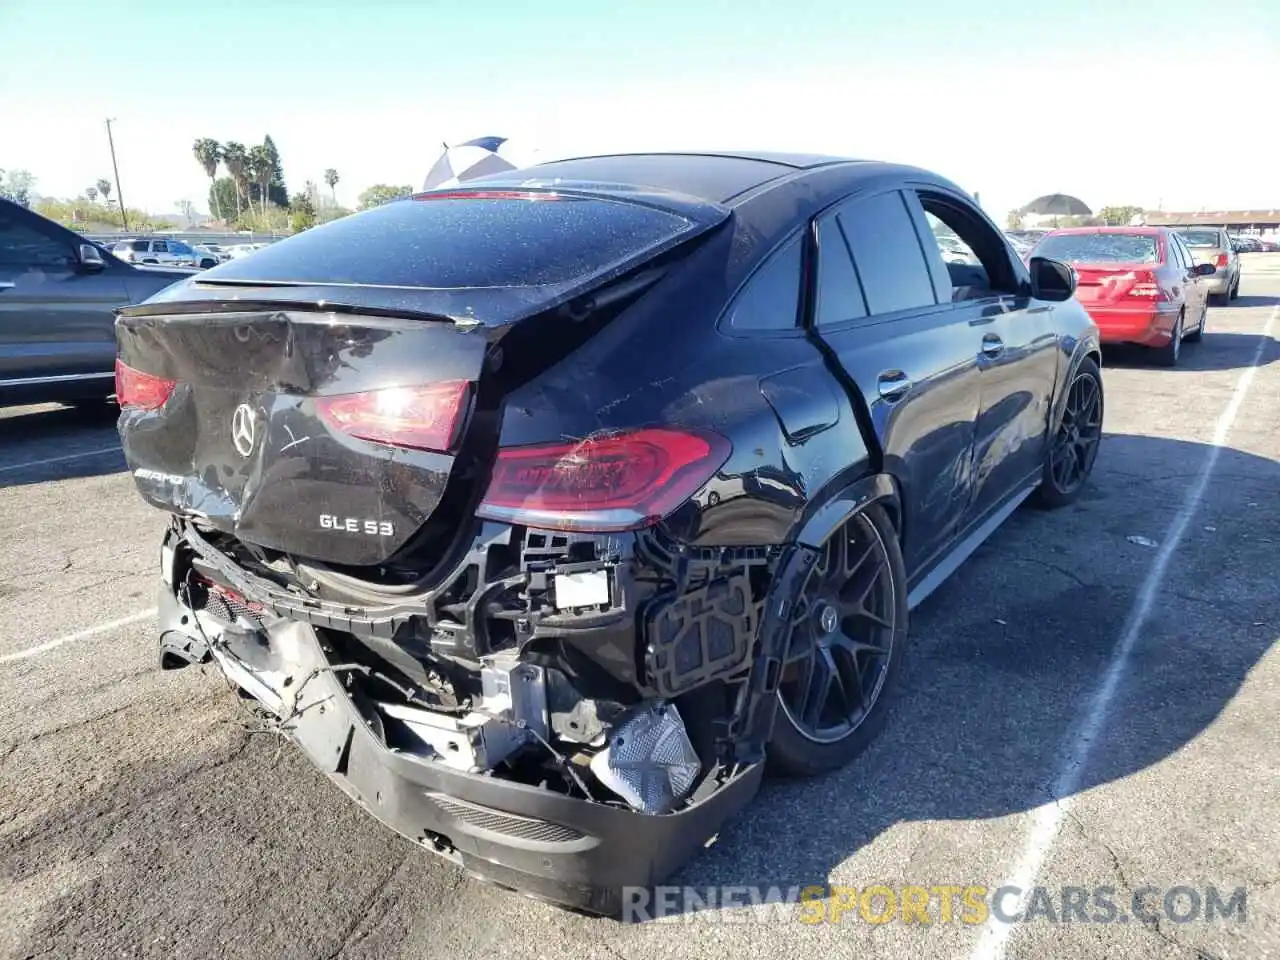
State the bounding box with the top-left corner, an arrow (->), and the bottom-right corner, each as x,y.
2,0 -> 1277,221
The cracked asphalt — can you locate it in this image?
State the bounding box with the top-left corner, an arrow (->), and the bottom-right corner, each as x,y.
1,258 -> 1278,960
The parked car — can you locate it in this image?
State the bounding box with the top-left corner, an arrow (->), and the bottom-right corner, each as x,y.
110,238 -> 201,268
1031,227 -> 1213,366
0,199 -> 194,405
1174,226 -> 1240,303
194,242 -> 230,264
1260,239 -> 1280,253
116,152 -> 1101,914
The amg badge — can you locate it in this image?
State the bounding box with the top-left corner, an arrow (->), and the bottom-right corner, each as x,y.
320,514 -> 394,536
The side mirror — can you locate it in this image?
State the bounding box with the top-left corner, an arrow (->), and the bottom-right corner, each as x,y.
1028,256 -> 1076,302
1194,262 -> 1216,277
78,243 -> 106,273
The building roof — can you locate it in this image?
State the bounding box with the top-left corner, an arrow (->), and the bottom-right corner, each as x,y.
1147,210 -> 1280,226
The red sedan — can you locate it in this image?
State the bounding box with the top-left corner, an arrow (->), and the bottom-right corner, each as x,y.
1031,227 -> 1215,366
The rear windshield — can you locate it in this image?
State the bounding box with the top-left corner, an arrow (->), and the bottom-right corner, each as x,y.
1177,230 -> 1222,247
128,240 -> 149,251
1035,233 -> 1159,264
202,194 -> 695,289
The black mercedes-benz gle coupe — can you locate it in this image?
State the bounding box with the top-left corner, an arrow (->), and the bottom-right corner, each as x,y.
115,151 -> 1102,914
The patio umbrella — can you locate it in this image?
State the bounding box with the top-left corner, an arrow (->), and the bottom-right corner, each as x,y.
1019,194 -> 1093,216
422,137 -> 520,191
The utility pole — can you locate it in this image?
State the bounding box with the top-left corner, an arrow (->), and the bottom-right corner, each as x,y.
105,118 -> 129,231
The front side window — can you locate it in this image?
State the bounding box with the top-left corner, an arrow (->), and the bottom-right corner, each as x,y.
0,216 -> 73,267
837,191 -> 937,316
725,232 -> 802,332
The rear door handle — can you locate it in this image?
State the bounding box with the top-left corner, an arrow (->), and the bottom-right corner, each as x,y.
877,370 -> 912,401
981,333 -> 1005,358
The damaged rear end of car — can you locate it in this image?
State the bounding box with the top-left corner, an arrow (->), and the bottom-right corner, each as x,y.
116,183 -> 783,913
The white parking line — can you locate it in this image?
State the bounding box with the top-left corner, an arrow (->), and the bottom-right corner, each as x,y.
0,445 -> 123,474
968,305 -> 1278,960
0,608 -> 157,666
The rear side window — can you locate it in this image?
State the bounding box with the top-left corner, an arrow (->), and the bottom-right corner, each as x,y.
204,194 -> 696,289
814,218 -> 867,327
1035,233 -> 1159,264
725,232 -> 802,332
837,191 -> 937,315
129,240 -> 149,251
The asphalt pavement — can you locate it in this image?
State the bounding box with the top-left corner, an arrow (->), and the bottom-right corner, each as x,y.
1,258 -> 1277,960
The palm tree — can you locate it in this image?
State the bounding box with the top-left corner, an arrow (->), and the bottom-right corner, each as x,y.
192,138 -> 223,223
324,168 -> 339,205
97,178 -> 112,202
86,186 -> 98,203
222,142 -> 248,219
247,145 -> 273,218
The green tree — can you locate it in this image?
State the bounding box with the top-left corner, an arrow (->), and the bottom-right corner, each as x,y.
208,178 -> 238,225
193,138 -> 224,222
289,191 -> 316,232
222,142 -> 248,219
247,145 -> 273,217
96,178 -> 112,202
1005,209 -> 1025,230
358,184 -> 413,209
324,168 -> 339,204
1097,205 -> 1144,226
0,169 -> 36,206
262,135 -> 289,208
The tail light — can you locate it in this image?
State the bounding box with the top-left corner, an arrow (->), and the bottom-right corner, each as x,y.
1214,253 -> 1229,268
115,359 -> 176,410
1123,270 -> 1164,300
477,427 -> 731,532
316,381 -> 470,453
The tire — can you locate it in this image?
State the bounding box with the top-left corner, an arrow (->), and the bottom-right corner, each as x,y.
200,259 -> 216,269
767,503 -> 908,778
1229,274 -> 1240,300
1035,356 -> 1103,508
1183,301 -> 1206,343
1154,311 -> 1183,367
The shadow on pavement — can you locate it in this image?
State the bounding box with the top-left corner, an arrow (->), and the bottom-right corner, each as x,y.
1103,331 -> 1278,373
0,401 -> 125,488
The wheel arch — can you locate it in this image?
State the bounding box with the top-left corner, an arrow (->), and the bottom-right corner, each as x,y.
733,469 -> 903,763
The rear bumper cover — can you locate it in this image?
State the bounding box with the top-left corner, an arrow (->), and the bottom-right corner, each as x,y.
156,569 -> 764,915
1083,304 -> 1176,346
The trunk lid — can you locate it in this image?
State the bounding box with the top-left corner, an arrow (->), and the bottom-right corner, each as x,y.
117,309 -> 491,567
1072,262 -> 1157,304
117,184 -> 729,568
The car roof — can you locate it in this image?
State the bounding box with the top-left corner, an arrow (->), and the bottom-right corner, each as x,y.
486,151 -> 866,205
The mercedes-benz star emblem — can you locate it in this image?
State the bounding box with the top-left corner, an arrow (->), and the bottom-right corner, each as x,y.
231,403 -> 257,458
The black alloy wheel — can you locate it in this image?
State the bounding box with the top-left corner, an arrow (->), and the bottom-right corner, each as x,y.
1035,356 -> 1103,507
769,504 -> 908,777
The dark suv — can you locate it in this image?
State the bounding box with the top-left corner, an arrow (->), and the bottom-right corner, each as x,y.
116,152 -> 1101,914
0,198 -> 193,406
